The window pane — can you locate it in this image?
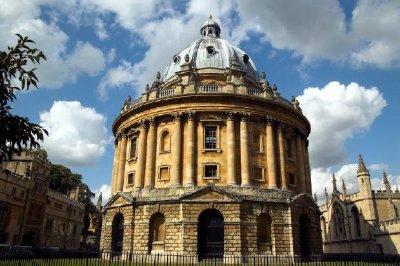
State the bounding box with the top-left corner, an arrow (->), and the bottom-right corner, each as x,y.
130,138 -> 137,158
205,165 -> 218,178
205,126 -> 217,149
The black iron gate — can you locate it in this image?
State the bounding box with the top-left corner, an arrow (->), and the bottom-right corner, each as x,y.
198,209 -> 224,260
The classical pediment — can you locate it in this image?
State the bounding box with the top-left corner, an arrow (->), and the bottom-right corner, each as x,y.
180,186 -> 241,202
104,192 -> 134,208
290,193 -> 318,208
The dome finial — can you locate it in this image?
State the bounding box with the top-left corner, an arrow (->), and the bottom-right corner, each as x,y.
209,14 -> 212,19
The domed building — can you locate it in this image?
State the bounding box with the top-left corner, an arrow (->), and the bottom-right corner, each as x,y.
101,16 -> 322,258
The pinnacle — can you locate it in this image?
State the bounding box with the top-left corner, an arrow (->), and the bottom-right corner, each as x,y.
357,154 -> 369,173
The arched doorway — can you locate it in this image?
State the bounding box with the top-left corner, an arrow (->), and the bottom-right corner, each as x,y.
299,214 -> 309,256
111,213 -> 124,253
198,209 -> 224,259
22,231 -> 37,246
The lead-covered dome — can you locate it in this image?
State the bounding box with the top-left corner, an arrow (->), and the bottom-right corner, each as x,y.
161,16 -> 259,82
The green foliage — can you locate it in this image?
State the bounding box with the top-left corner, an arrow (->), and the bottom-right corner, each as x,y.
49,164 -> 82,195
0,34 -> 48,162
77,183 -> 96,214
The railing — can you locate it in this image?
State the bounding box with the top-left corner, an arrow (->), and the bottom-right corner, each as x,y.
247,88 -> 263,97
1,248 -> 400,266
158,88 -> 175,98
195,84 -> 222,93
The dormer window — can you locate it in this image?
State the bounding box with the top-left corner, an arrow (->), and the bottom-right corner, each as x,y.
243,54 -> 249,63
173,55 -> 180,64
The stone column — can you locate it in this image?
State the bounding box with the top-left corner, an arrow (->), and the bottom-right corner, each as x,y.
266,118 -> 277,188
171,113 -> 182,187
185,111 -> 195,187
117,133 -> 128,192
303,139 -> 312,194
296,133 -> 306,193
135,120 -> 147,188
227,112 -> 237,186
144,117 -> 156,188
277,124 -> 288,189
240,113 -> 250,187
111,138 -> 120,194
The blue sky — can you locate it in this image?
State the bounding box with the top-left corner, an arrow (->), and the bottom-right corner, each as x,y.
1,0 -> 399,203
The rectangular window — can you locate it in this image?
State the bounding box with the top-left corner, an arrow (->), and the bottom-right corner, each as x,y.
72,224 -> 77,235
11,187 -> 16,195
253,167 -> 264,181
130,137 -> 137,159
159,166 -> 170,181
288,173 -> 295,185
127,172 -> 135,185
205,126 -> 217,149
45,219 -> 53,234
203,164 -> 219,179
20,190 -> 25,198
286,139 -> 292,158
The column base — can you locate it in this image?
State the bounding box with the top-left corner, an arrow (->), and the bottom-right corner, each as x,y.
268,185 -> 278,189
228,183 -> 239,187
241,184 -> 252,188
184,183 -> 194,187
170,184 -> 181,188
145,185 -> 154,189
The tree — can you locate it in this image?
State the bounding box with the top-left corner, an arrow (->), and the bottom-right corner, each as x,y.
0,34 -> 48,162
48,164 -> 82,195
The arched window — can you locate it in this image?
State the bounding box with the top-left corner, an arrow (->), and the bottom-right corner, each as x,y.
149,213 -> 165,253
351,207 -> 361,238
333,204 -> 346,239
111,213 -> 124,252
257,213 -> 272,253
160,130 -> 171,153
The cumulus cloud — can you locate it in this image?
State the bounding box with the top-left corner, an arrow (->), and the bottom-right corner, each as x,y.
350,0 -> 400,68
0,1 -> 107,90
39,101 -> 112,167
93,184 -> 111,205
297,82 -> 387,169
313,162 -> 400,204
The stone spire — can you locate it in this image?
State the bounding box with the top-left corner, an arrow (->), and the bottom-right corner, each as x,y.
324,187 -> 329,205
357,154 -> 369,174
383,171 -> 392,198
314,193 -> 318,203
342,179 -> 347,197
96,192 -> 103,211
332,173 -> 338,193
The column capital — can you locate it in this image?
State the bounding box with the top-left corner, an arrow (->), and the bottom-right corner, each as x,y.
265,116 -> 275,125
139,119 -> 147,128
226,111 -> 236,120
172,112 -> 183,121
187,111 -> 196,120
240,112 -> 250,121
148,116 -> 156,125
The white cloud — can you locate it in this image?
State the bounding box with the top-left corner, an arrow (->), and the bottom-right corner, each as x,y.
92,184 -> 111,206
297,81 -> 387,168
350,0 -> 400,68
0,1 -> 107,90
94,18 -> 109,40
39,101 -> 112,167
313,162 -> 400,204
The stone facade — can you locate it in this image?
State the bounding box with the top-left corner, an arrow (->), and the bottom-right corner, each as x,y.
0,150 -> 84,250
320,155 -> 400,254
101,17 -> 321,257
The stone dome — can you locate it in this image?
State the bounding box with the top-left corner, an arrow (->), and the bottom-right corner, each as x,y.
161,16 -> 259,82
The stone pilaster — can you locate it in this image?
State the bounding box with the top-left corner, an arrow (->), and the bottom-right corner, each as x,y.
185,111 -> 196,187
277,124 -> 287,189
226,112 -> 237,186
145,117 -> 156,188
111,137 -> 120,194
135,120 -> 147,188
240,113 -> 250,187
117,133 -> 128,192
295,133 -> 306,193
171,113 -> 182,187
266,118 -> 277,188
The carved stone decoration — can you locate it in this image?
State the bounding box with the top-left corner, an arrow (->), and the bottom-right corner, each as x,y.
184,53 -> 190,63
187,111 -> 196,121
226,111 -> 236,120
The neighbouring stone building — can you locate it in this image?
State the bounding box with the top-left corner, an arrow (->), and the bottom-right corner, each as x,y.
101,16 -> 322,258
0,150 -> 84,249
320,155 -> 400,254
